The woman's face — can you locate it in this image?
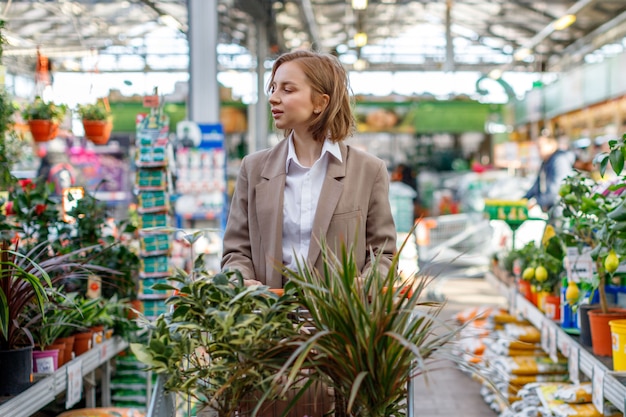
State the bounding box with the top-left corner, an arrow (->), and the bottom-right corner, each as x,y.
268,61 -> 318,134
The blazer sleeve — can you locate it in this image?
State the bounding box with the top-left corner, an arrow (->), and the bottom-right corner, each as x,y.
362,159 -> 397,277
221,156 -> 256,279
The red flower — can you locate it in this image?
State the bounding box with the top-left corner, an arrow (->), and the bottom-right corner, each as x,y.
4,201 -> 13,215
18,179 -> 35,190
35,204 -> 47,215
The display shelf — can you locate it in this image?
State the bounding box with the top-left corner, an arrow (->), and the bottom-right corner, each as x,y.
0,336 -> 129,417
485,271 -> 626,413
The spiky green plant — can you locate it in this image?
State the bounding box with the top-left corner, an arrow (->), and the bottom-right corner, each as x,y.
278,234 -> 462,417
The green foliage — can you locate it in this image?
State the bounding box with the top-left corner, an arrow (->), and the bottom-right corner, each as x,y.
21,96 -> 68,122
556,168 -> 626,312
131,269 -> 305,417
279,235 -> 462,417
509,240 -> 564,293
76,101 -> 111,121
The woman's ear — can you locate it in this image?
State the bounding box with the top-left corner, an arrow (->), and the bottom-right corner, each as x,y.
315,94 -> 330,114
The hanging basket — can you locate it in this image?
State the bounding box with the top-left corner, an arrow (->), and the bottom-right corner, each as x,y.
83,119 -> 112,145
28,119 -> 59,142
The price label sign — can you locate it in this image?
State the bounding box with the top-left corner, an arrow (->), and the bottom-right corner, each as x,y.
592,366 -> 604,415
541,320 -> 550,353
565,246 -> 594,283
568,346 -> 579,384
549,326 -> 558,363
66,359 -> 83,409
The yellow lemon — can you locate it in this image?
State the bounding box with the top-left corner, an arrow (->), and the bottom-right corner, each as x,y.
522,267 -> 535,281
604,250 -> 620,274
535,266 -> 548,282
565,281 -> 580,305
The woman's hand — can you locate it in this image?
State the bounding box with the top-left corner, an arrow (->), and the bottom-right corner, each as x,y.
243,279 -> 263,286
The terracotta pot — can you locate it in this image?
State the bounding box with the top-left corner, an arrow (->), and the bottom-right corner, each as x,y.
83,119 -> 112,145
544,294 -> 561,321
588,307 -> 626,356
45,341 -> 66,367
28,119 -> 59,142
518,279 -> 532,300
56,335 -> 76,365
73,330 -> 94,356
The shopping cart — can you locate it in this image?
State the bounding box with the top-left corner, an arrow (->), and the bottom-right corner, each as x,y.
416,212 -> 494,270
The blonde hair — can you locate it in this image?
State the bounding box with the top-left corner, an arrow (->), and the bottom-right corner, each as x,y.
267,50 -> 355,143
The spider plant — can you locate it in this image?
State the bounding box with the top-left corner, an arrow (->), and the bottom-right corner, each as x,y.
0,238 -> 118,351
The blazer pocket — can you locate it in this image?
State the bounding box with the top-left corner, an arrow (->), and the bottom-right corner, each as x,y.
327,210 -> 365,266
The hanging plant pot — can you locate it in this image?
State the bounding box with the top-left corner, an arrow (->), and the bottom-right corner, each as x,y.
28,119 -> 59,142
83,119 -> 112,145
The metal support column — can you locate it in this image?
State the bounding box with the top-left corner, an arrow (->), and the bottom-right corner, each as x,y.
187,0 -> 220,124
254,20 -> 269,151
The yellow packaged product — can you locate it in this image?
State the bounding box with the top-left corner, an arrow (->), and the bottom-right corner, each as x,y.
493,356 -> 568,375
504,323 -> 542,343
553,382 -> 593,404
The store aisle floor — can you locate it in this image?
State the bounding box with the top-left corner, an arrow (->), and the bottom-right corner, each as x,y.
411,268 -> 507,417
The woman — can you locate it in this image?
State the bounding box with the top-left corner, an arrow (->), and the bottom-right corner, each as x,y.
221,50 -> 397,288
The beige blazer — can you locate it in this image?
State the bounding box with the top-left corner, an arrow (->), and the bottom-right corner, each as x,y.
221,139 -> 397,288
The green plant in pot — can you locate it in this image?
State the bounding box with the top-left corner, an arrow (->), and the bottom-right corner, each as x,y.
131,268 -> 307,417
557,141 -> 626,355
76,100 -> 113,145
21,96 -> 68,143
0,236 -> 118,394
277,236 -> 470,417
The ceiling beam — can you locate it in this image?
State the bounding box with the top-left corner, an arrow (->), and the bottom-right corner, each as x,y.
294,0 -> 321,50
552,8 -> 626,71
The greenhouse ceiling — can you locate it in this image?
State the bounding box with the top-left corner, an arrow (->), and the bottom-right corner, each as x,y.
1,0 -> 626,78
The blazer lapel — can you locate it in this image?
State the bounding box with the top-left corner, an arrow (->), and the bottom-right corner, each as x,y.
307,143 -> 347,264
256,140 -> 288,287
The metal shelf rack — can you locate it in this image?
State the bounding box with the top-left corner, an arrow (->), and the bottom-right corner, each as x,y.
0,336 -> 129,417
485,271 -> 626,413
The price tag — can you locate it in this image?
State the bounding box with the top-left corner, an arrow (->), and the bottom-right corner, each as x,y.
559,337 -> 570,358
62,186 -> 85,223
100,342 -> 108,362
565,246 -> 594,283
508,286 -> 517,313
66,359 -> 83,409
592,366 -> 604,415
541,320 -> 550,353
549,326 -> 558,363
568,346 -> 579,384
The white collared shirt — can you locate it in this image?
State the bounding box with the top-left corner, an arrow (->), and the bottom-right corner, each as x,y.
283,135 -> 342,271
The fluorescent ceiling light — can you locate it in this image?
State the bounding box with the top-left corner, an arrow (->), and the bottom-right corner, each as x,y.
352,0 -> 368,10
354,32 -> 368,47
553,14 -> 576,31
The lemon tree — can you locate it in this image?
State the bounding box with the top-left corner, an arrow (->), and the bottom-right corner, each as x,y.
557,145 -> 626,314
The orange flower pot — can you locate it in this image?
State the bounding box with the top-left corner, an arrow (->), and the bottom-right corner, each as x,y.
83,119 -> 112,145
28,119 -> 58,142
588,307 -> 626,356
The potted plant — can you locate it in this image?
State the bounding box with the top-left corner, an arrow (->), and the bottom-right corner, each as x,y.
131,268 -> 305,417
277,237 -> 468,417
132,233 -> 483,417
21,96 -> 67,143
557,147 -> 626,356
76,100 -> 113,145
